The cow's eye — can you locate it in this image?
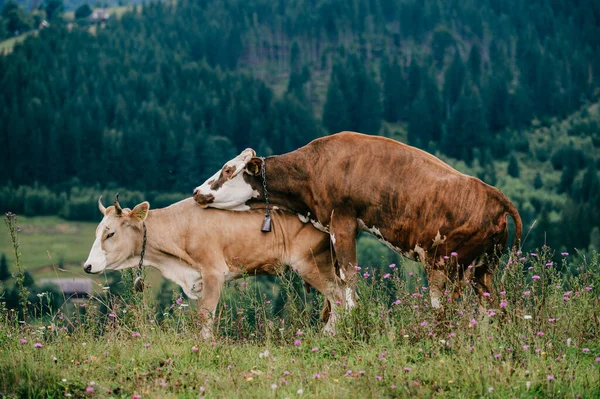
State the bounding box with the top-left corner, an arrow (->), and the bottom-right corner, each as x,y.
106,232 -> 115,239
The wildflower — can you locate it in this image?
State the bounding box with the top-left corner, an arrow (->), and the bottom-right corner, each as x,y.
391,385 -> 397,389
192,347 -> 198,352
404,367 -> 411,372
585,286 -> 592,291
582,348 -> 590,353
470,319 -> 477,327
443,255 -> 449,260
483,292 -> 490,297
271,384 -> 277,390
363,273 -> 370,278
494,353 -> 501,359
375,375 -> 383,381
421,322 -> 428,327
500,300 -> 507,308
132,333 -> 141,338
523,345 -> 530,350
488,387 -> 494,393
487,310 -> 496,317
448,332 -> 456,338
451,252 -> 457,257
34,343 -> 42,348
176,297 -> 183,305
530,253 -> 537,257
19,339 -> 27,345
354,265 -> 361,270
520,257 -> 526,261
532,275 -> 540,281
467,265 -> 473,269
526,381 -> 531,390
408,272 -> 413,277
296,330 -> 303,336
86,387 -> 94,393
294,340 -> 301,346
383,273 -> 390,279
561,252 -> 568,256
311,347 -> 319,352
547,375 -> 554,381
108,313 -> 116,318
345,369 -> 352,376
524,291 -> 531,296
389,264 -> 396,268
470,346 -> 475,351
567,338 -> 572,346
297,389 -> 304,394
536,331 -> 544,337
596,358 -> 600,363
524,315 -> 532,319
132,395 -> 141,399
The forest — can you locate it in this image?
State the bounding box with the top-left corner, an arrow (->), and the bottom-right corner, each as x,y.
1,0 -> 600,252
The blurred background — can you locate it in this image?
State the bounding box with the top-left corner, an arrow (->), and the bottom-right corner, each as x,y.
0,0 -> 599,308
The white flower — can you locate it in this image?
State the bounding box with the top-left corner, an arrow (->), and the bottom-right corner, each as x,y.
488,387 -> 494,393
297,389 -> 304,394
271,384 -> 278,390
567,338 -> 572,347
526,381 -> 531,390
524,315 -> 532,320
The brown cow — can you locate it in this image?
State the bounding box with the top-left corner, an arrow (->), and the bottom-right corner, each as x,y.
83,197 -> 346,338
193,131 -> 522,308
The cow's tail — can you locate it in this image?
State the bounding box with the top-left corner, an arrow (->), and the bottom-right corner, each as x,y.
505,200 -> 523,250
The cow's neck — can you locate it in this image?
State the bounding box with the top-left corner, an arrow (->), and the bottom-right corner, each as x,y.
256,154 -> 313,214
128,207 -> 202,298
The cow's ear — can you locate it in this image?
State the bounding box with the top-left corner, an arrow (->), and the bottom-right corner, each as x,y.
245,157 -> 262,176
130,202 -> 150,221
241,148 -> 256,163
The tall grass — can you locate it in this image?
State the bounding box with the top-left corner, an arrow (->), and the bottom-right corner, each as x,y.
0,217 -> 599,398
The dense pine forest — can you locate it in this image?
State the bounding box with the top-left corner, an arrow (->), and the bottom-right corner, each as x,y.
1,0 -> 600,251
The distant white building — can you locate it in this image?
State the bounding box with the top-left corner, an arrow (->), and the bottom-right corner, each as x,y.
90,9 -> 111,22
39,278 -> 93,302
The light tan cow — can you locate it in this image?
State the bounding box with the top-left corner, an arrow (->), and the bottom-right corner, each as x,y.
83,196 -> 346,338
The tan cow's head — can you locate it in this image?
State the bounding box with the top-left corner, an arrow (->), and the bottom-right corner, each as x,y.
193,148 -> 263,211
83,196 -> 149,274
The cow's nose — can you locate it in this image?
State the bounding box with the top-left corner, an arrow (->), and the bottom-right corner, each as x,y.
84,264 -> 92,274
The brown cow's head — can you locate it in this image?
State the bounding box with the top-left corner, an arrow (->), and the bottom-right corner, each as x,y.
83,196 -> 149,274
193,148 -> 263,210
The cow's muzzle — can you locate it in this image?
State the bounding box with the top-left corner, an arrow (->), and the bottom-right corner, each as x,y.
193,189 -> 214,207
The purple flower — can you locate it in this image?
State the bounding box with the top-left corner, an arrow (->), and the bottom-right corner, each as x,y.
547,375 -> 554,381
86,387 -> 94,393
483,292 -> 491,297
524,290 -> 531,296
585,286 -> 592,291
530,253 -> 537,257
470,319 -> 478,327
421,321 -> 428,327
19,339 -> 27,345
451,252 -> 458,257
404,367 -> 411,372
34,342 -> 42,348
376,375 -> 382,381
494,353 -> 501,359
389,264 -> 396,268
192,346 -> 198,352
176,297 -> 183,305
546,262 -> 553,267
108,313 -> 116,318
500,300 -> 507,308
363,273 -> 370,278
296,330 -> 303,336
345,369 -> 353,376
383,273 -> 391,279
595,358 -> 600,363
132,333 -> 141,338
132,395 -> 141,399
532,275 -> 541,280
294,340 -> 301,346
561,252 -> 569,256
354,265 -> 361,270
311,347 -> 319,352
536,331 -> 544,337
582,348 -> 590,353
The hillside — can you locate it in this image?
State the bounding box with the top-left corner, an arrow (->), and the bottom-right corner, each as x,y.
0,0 -> 599,252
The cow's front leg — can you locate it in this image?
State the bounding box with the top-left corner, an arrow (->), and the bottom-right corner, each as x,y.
329,215 -> 358,309
196,270 -> 224,340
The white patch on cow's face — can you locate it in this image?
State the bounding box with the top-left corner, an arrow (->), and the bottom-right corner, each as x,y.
85,233 -> 107,273
194,149 -> 260,211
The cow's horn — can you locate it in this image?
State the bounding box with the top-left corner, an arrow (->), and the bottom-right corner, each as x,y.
114,193 -> 123,215
98,196 -> 106,215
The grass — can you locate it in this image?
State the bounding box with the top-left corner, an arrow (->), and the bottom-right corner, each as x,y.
0,31 -> 37,55
1,234 -> 599,397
